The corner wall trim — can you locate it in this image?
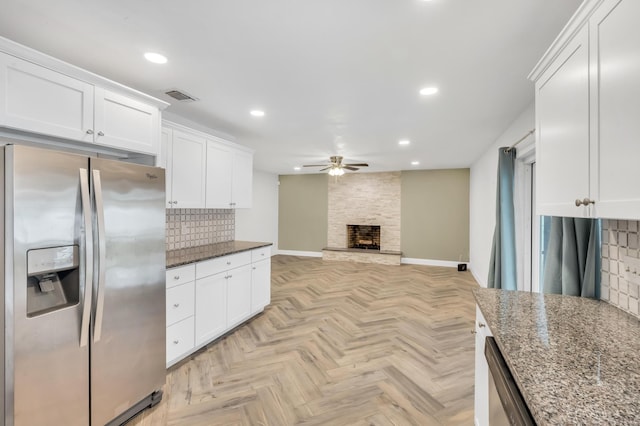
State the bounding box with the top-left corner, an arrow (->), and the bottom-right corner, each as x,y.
276,250 -> 323,258
400,258 -> 469,268
470,268 -> 486,288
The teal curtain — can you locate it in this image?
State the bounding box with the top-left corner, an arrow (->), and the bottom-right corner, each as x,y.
542,217 -> 600,298
488,148 -> 517,290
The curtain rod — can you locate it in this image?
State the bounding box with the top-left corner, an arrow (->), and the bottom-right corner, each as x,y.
504,129 -> 535,153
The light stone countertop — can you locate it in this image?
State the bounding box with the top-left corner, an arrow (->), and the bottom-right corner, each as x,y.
474,288 -> 640,425
166,240 -> 273,268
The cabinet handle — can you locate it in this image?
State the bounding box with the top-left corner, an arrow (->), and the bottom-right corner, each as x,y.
471,330 -> 477,334
575,198 -> 596,207
478,322 -> 486,328
173,201 -> 178,205
173,340 -> 179,345
174,275 -> 180,280
86,129 -> 94,135
228,275 -> 233,279
173,303 -> 180,308
261,253 -> 264,256
97,131 -> 105,136
227,261 -> 231,265
253,267 -> 256,270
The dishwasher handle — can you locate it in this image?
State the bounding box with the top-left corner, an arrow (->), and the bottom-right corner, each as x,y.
485,337 -> 535,426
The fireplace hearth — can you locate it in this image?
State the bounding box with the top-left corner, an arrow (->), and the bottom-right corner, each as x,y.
347,225 -> 381,250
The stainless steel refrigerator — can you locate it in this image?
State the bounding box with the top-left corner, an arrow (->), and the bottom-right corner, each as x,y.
0,144 -> 166,425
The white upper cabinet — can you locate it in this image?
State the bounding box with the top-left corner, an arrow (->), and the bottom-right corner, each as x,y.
530,0 -> 640,219
232,149 -> 253,208
93,88 -> 159,155
205,141 -> 233,208
205,139 -> 253,209
165,122 -> 253,211
166,128 -> 207,209
535,26 -> 591,218
0,53 -> 94,142
0,39 -> 166,156
590,0 -> 640,219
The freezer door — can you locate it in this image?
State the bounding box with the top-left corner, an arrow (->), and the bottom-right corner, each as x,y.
89,158 -> 166,425
7,145 -> 90,426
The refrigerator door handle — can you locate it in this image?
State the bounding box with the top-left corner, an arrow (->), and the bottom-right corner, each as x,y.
92,169 -> 107,343
79,168 -> 93,347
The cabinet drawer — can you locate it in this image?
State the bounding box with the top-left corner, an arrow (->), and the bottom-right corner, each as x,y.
166,264 -> 195,288
196,251 -> 252,279
166,281 -> 195,326
166,316 -> 194,363
251,246 -> 271,262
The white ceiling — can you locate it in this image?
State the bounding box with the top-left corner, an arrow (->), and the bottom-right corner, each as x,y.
0,0 -> 582,174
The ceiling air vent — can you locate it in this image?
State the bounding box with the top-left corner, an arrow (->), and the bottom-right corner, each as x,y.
164,89 -> 199,102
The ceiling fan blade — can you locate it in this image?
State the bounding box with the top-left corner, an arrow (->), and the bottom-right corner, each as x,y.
345,163 -> 368,167
343,166 -> 359,171
319,166 -> 331,171
303,164 -> 330,167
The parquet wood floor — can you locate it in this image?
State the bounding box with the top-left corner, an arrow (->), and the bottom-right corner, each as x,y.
128,255 -> 479,426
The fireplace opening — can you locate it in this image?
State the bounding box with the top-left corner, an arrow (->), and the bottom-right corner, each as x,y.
347,225 -> 381,250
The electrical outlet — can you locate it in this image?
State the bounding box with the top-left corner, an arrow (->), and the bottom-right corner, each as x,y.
622,255 -> 640,286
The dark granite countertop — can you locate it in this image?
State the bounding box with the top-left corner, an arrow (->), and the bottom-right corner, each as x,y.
474,288 -> 640,425
166,241 -> 273,268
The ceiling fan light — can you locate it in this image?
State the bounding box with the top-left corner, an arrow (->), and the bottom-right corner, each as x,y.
328,167 -> 344,176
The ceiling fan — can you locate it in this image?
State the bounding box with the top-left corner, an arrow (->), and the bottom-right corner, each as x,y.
303,156 -> 369,176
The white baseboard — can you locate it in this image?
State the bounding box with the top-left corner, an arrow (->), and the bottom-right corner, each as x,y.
276,250 -> 323,258
400,258 -> 469,268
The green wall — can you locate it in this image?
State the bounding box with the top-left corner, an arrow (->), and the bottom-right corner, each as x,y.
278,170 -> 470,261
278,174 -> 328,251
401,169 -> 470,261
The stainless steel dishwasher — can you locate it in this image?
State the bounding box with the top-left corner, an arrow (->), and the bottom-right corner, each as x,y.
485,337 -> 536,425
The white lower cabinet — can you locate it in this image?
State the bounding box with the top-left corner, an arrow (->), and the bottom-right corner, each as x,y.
194,272 -> 228,346
166,246 -> 272,367
166,281 -> 195,326
251,258 -> 271,314
226,264 -> 253,328
166,316 -> 195,365
474,305 -> 492,426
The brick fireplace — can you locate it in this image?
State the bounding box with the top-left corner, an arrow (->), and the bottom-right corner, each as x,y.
347,225 -> 381,250
323,172 -> 401,265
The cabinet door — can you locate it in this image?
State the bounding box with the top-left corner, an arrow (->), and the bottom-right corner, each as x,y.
94,88 -> 160,155
535,25 -> 591,218
0,52 -> 94,142
205,141 -> 233,208
474,306 -> 492,426
166,316 -> 195,366
591,0 -> 640,219
166,281 -> 195,327
251,258 -> 271,314
195,273 -> 227,346
170,129 -> 206,208
226,264 -> 252,327
161,127 -> 173,207
232,150 -> 253,208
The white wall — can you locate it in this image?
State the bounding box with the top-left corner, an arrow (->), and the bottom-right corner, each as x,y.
235,169 -> 279,247
469,102 -> 534,287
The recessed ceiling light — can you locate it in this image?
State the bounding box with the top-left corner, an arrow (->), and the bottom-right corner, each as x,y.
294,166 -> 301,171
250,110 -> 265,117
144,52 -> 167,64
398,140 -> 411,146
411,161 -> 420,166
419,87 -> 439,96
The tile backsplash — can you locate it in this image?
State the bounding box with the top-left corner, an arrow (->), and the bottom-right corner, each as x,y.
601,219 -> 640,318
166,209 -> 235,250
